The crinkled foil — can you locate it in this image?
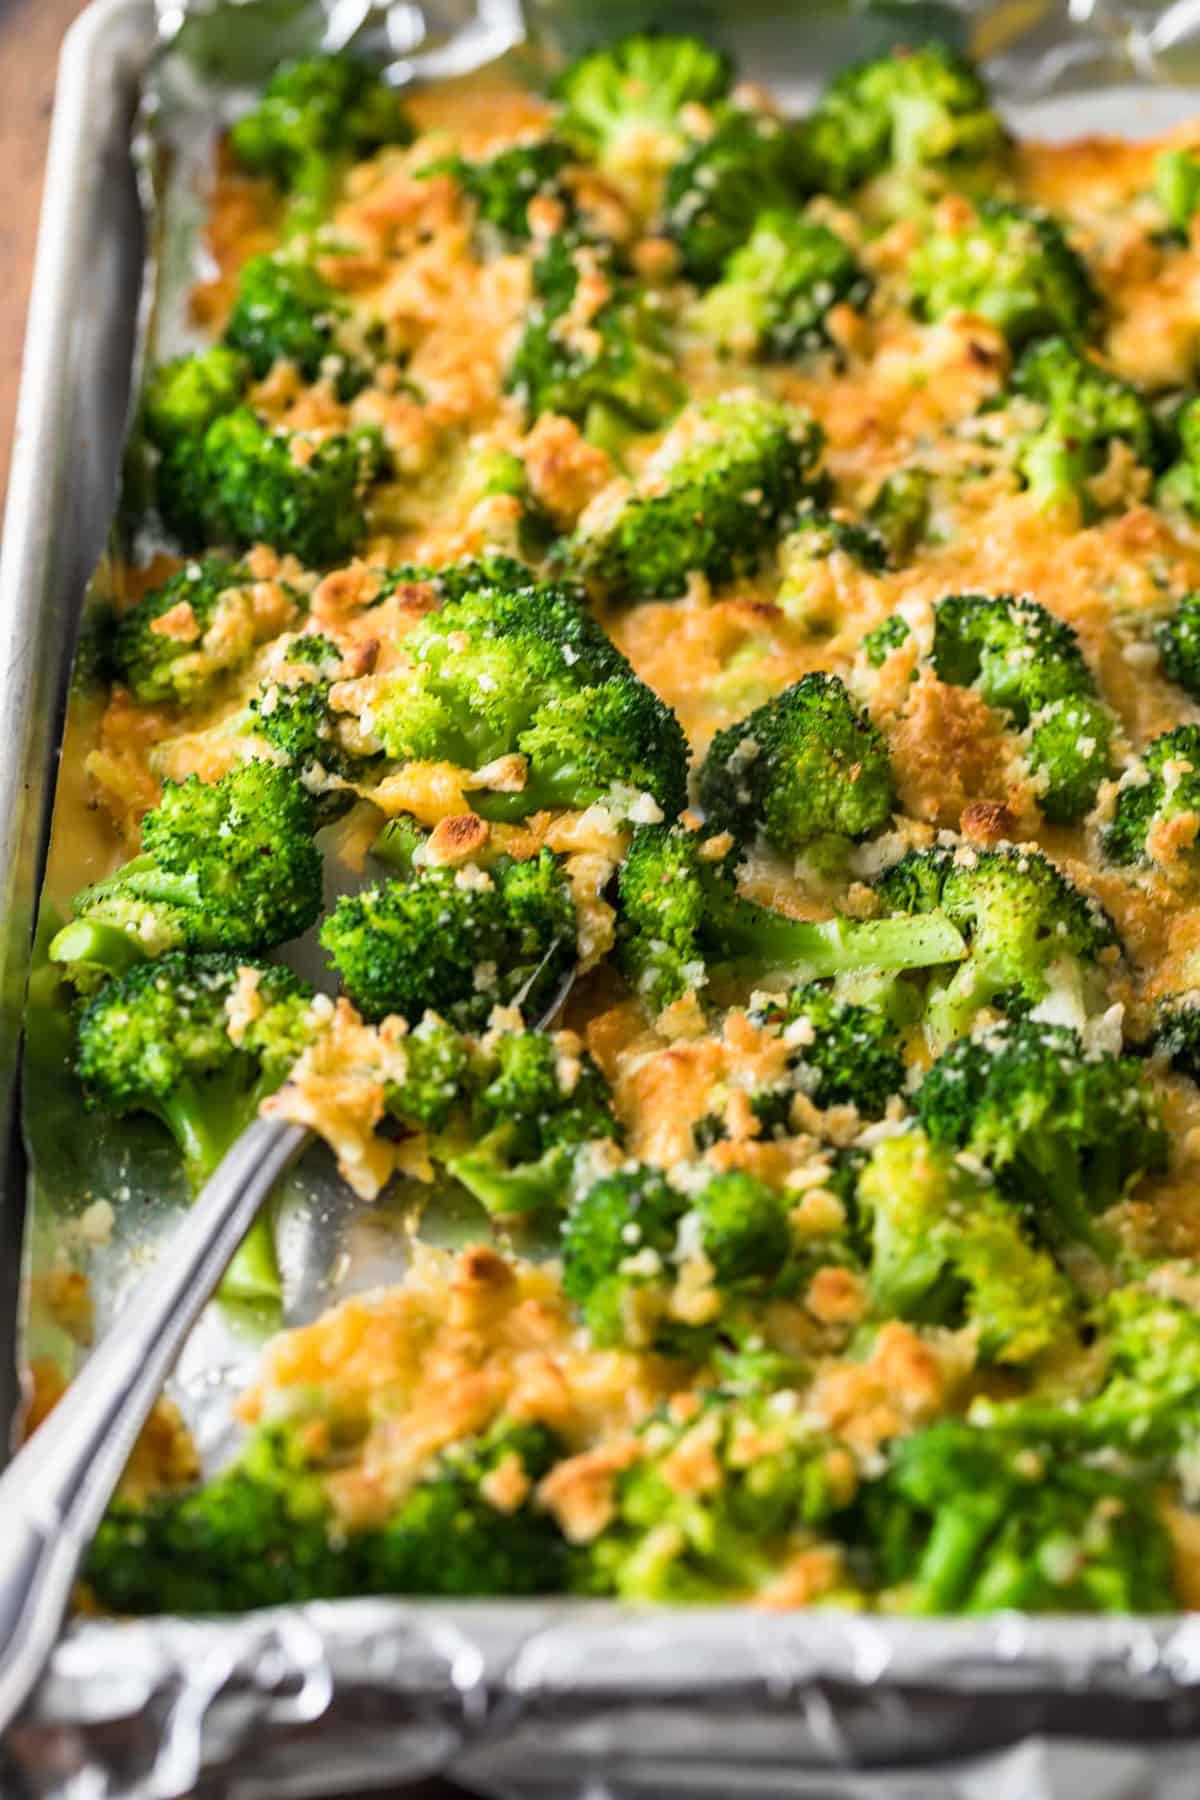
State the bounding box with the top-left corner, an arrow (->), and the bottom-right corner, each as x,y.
15,1 -> 1200,1794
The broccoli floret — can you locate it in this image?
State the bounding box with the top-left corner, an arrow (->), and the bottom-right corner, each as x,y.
858,1129 -> 1073,1363
74,952 -> 317,1297
381,1010 -> 472,1131
863,1417 -> 1176,1613
1154,996 -> 1200,1082
87,1415 -> 565,1612
915,1017 -> 1166,1251
561,1163 -> 791,1352
160,406 -> 383,566
250,633 -> 366,795
223,253 -> 374,398
367,1417 -> 568,1596
507,240 -> 682,448
113,557 -> 285,708
320,850 -> 576,1031
799,43 -> 1008,200
1005,336 -> 1161,516
86,1419 -> 353,1613
862,613 -> 912,668
435,136 -> 577,246
932,591 -> 1089,716
357,572 -> 687,821
617,824 -> 966,1014
1155,147 -> 1200,240
1157,395 -> 1200,518
578,1390 -> 858,1602
930,590 -> 1113,822
1157,594 -> 1200,699
773,511 -> 888,636
554,33 -> 732,186
699,673 -> 895,860
756,981 -> 905,1119
1080,1277 -> 1200,1457
1104,724 -> 1200,867
571,392 -> 823,600
694,211 -> 870,360
431,1026 -> 619,1217
143,347 -> 249,453
909,203 -> 1099,347
229,53 -> 412,225
875,845 -> 1116,1045
867,467 -> 933,562
663,108 -> 802,284
49,763 -> 323,982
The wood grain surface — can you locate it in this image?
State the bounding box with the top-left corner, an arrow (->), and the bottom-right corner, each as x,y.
0,0 -> 90,504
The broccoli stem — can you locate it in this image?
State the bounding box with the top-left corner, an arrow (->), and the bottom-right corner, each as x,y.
47,919 -> 149,979
157,1078 -> 282,1302
910,1496 -> 1005,1613
81,855 -> 198,911
712,900 -> 966,982
441,1135 -> 567,1217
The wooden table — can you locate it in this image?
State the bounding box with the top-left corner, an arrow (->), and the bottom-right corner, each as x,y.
0,0 -> 91,503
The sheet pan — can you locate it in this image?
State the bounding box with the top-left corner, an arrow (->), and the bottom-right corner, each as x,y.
10,2 -> 1200,1794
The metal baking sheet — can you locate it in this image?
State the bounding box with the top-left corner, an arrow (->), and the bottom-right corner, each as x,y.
10,2 -> 1200,1796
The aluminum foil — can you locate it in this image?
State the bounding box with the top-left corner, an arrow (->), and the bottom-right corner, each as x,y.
15,0 -> 1200,1794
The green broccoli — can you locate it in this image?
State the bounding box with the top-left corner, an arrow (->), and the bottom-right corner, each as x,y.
578,1390 -> 859,1602
1157,594 -> 1200,699
320,849 -> 576,1031
74,952 -> 318,1297
143,347 -> 249,452
87,1414 -> 565,1613
1157,395 -> 1200,518
914,1016 -> 1166,1251
554,33 -> 732,184
862,1417 -> 1176,1613
867,467 -> 933,562
507,239 -> 683,448
250,633 -> 367,795
561,1163 -> 792,1353
1104,724 -> 1200,867
1080,1277 -> 1200,1457
857,1129 -> 1073,1363
618,823 -> 966,1015
694,211 -> 870,360
799,43 -> 1009,200
662,107 -> 803,284
350,571 -> 688,823
160,405 -> 384,567
1005,336 -> 1162,516
930,590 -> 1114,822
875,845 -> 1117,1045
223,253 -> 374,398
434,136 -> 577,246
112,557 -> 287,708
909,203 -> 1099,347
754,981 -> 906,1119
1154,997 -> 1200,1082
698,673 -> 895,860
49,763 -> 323,983
1155,146 -> 1200,240
862,613 -> 912,669
429,1025 -> 620,1217
774,511 -> 888,636
570,392 -> 824,600
229,52 -> 413,227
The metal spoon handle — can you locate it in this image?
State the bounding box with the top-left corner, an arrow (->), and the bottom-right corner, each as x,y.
0,1116 -> 309,1733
